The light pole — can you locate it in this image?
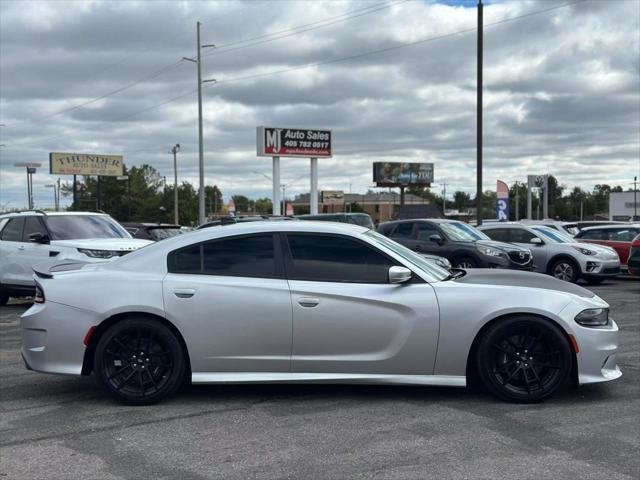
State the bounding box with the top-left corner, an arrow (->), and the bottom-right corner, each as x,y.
14,162 -> 41,210
183,23 -> 216,226
169,144 -> 180,224
634,176 -> 637,221
44,184 -> 58,211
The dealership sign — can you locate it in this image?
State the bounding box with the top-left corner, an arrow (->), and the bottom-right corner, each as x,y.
496,180 -> 510,222
256,126 -> 332,158
49,153 -> 124,176
373,162 -> 433,187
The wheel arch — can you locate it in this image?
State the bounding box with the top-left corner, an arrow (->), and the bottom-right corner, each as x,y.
81,311 -> 192,379
465,312 -> 579,388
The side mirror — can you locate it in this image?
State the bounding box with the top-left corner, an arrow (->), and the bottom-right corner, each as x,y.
29,232 -> 50,244
389,266 -> 412,284
530,237 -> 543,245
429,234 -> 443,244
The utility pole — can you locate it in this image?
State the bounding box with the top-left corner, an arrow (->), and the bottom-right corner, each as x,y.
442,181 -> 447,216
515,181 -> 519,221
634,176 -> 637,220
170,144 -> 180,224
183,23 -> 215,225
476,0 -> 483,226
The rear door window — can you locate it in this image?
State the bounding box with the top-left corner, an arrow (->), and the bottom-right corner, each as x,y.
579,229 -> 607,240
0,217 -> 25,242
484,228 -> 509,242
390,223 -> 414,239
510,228 -> 538,243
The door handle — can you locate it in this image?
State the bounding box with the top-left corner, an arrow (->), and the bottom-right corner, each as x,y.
173,288 -> 195,299
298,297 -> 320,307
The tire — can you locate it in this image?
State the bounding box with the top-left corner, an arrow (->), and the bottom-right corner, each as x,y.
0,289 -> 9,306
476,316 -> 572,403
94,318 -> 186,405
550,258 -> 579,283
453,256 -> 478,269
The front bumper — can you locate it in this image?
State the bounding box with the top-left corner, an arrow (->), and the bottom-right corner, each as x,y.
580,258 -> 621,278
484,255 -> 533,271
559,300 -> 622,385
20,300 -> 97,376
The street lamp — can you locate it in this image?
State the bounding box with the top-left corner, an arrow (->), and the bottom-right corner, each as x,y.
44,184 -> 59,211
14,162 -> 42,210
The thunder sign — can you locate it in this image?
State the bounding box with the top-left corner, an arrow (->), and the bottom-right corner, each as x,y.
496,180 -> 510,221
256,126 -> 332,158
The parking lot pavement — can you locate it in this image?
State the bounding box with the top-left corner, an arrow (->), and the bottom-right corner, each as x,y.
1,279 -> 638,480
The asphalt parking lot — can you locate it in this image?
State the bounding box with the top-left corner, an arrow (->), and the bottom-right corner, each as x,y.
1,278 -> 638,480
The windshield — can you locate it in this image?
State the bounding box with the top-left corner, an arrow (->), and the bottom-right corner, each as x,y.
531,226 -> 575,244
149,228 -> 182,241
45,215 -> 131,240
439,222 -> 490,241
365,230 -> 450,281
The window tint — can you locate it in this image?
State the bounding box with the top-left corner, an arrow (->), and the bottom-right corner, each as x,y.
416,223 -> 438,241
168,235 -> 276,278
0,217 -> 24,242
608,228 -> 638,242
203,235 -> 275,277
510,228 -> 538,243
23,217 -> 47,241
390,223 -> 414,239
44,215 -> 129,239
484,228 -> 509,242
287,234 -> 394,283
579,229 -> 607,240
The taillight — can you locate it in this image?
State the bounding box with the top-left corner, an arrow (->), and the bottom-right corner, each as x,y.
34,283 -> 45,304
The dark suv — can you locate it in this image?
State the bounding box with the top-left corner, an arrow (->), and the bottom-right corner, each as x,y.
378,219 -> 533,270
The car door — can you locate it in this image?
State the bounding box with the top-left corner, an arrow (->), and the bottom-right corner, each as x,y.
284,233 -> 440,375
20,216 -> 52,281
387,222 -> 417,250
0,217 -> 28,286
162,233 -> 292,373
507,227 -> 549,272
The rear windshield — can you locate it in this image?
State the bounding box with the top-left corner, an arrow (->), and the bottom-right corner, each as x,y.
45,215 -> 131,240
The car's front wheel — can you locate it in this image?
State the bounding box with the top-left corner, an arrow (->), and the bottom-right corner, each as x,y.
94,318 -> 186,405
550,258 -> 579,283
476,316 -> 572,403
453,256 -> 478,269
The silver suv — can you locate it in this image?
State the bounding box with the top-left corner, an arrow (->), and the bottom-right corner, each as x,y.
0,211 -> 152,305
478,223 -> 620,284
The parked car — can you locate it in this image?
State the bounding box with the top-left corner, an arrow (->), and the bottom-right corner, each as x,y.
377,219 -> 533,270
572,221 -> 628,233
122,223 -> 183,241
297,213 -> 375,230
22,221 -> 620,405
479,223 -> 620,284
574,224 -> 640,271
520,220 -> 579,237
0,211 -> 152,305
627,234 -> 640,277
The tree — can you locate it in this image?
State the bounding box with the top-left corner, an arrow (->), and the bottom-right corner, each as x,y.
452,191 -> 471,210
254,198 -> 273,214
231,195 -> 252,213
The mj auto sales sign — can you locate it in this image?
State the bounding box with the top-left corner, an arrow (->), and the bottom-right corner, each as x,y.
257,126 -> 332,158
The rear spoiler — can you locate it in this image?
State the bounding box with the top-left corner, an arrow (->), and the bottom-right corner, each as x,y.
33,260 -> 92,279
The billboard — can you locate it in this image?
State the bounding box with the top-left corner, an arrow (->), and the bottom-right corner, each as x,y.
496,180 -> 509,221
321,190 -> 344,204
49,153 -> 124,176
373,162 -> 433,187
256,126 -> 332,158
527,174 -> 548,190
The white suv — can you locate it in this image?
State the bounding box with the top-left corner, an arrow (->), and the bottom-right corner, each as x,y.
0,211 -> 152,305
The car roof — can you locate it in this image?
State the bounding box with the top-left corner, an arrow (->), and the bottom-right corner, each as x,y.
478,222 -> 528,229
381,218 -> 457,225
579,224 -> 640,231
0,211 -> 107,218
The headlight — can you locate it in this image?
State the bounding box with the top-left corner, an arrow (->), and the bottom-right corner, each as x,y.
572,246 -> 596,256
575,308 -> 609,327
476,245 -> 502,257
77,248 -> 119,258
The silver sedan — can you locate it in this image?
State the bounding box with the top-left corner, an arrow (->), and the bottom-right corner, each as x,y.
21,222 -> 621,405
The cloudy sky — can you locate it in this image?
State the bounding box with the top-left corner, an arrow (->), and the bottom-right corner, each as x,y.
0,0 -> 638,210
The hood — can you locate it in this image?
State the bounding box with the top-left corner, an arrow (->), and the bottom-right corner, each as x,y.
453,269 -> 595,298
51,238 -> 153,251
475,239 -> 529,252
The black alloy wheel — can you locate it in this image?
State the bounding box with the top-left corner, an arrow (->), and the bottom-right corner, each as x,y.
476,316 -> 572,403
454,257 -> 478,269
94,318 -> 186,405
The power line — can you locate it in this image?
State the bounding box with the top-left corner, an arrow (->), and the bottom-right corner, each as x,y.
203,0 -> 410,58
7,0 -> 583,148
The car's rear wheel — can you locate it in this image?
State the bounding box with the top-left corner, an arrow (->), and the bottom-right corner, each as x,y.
94,318 -> 186,405
550,258 -> 579,283
476,316 -> 572,403
454,257 -> 478,269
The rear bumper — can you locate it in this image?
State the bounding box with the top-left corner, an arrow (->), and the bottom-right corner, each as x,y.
20,301 -> 97,376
